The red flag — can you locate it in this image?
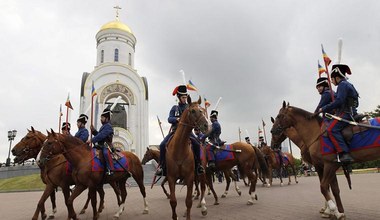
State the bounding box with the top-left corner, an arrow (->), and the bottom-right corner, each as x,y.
321,44 -> 332,66
65,93 -> 73,110
186,80 -> 198,91
318,60 -> 326,76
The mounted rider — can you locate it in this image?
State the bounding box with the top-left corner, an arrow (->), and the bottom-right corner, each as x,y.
75,114 -> 89,142
89,108 -> 114,175
316,64 -> 359,163
201,110 -> 222,169
61,122 -> 71,135
155,85 -> 205,176
315,77 -> 335,114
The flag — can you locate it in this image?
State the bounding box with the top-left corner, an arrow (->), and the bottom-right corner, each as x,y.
59,104 -> 63,116
321,44 -> 332,66
204,97 -> 211,108
262,119 -> 266,127
91,81 -> 97,97
318,60 -> 326,76
187,80 -> 198,91
65,93 -> 73,110
157,115 -> 162,125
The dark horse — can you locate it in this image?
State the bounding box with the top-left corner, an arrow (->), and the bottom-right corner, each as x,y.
260,144 -> 298,187
39,130 -> 148,219
165,96 -> 210,220
12,127 -> 78,220
271,101 -> 380,219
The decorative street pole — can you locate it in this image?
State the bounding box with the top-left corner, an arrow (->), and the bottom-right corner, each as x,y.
6,130 -> 17,167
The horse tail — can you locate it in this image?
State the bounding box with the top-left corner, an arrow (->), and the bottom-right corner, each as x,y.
342,164 -> 352,190
253,146 -> 269,177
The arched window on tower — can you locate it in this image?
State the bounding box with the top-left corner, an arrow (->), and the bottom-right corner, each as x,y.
128,53 -> 132,65
101,50 -> 104,63
114,48 -> 119,62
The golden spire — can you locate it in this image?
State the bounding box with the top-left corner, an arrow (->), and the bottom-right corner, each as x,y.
113,5 -> 122,21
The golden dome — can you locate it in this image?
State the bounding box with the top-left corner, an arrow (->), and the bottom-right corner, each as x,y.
99,20 -> 133,34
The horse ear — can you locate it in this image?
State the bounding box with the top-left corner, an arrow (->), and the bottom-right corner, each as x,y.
197,96 -> 202,104
287,102 -> 290,107
50,129 -> 55,136
146,147 -> 149,150
187,95 -> 192,104
46,130 -> 50,135
27,128 -> 31,132
31,126 -> 35,133
282,101 -> 286,109
271,117 -> 275,123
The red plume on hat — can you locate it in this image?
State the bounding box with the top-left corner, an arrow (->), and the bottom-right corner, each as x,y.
172,86 -> 179,96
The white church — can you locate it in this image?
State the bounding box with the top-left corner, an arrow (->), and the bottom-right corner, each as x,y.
79,10 -> 149,159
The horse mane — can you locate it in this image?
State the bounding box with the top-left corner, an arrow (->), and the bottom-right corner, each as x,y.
62,134 -> 85,146
289,106 -> 323,124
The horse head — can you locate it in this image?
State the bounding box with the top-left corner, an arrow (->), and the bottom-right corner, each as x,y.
12,126 -> 46,164
270,101 -> 294,148
141,147 -> 159,165
39,129 -> 65,166
183,95 -> 211,134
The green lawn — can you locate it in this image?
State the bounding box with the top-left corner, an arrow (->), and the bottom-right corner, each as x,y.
0,174 -> 45,192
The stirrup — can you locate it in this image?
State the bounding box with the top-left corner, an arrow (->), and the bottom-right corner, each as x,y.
106,170 -> 113,176
155,168 -> 163,176
197,165 -> 205,175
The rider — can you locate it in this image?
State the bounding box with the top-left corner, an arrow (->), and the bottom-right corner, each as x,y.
155,85 -> 205,176
61,122 -> 71,135
316,64 -> 359,163
245,136 -> 251,145
75,114 -> 89,142
201,110 -> 222,169
315,77 -> 335,114
194,127 -> 204,141
88,108 -> 114,175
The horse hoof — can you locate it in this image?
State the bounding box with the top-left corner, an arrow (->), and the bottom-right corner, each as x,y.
255,194 -> 258,200
247,200 -> 254,205
214,202 -> 219,205
42,214 -> 47,220
320,213 -> 330,218
336,213 -> 346,220
142,209 -> 149,214
201,210 -> 208,216
48,214 -> 54,219
266,184 -> 271,188
288,182 -> 291,185
221,194 -> 226,198
319,207 -> 326,213
280,183 -> 284,187
296,181 -> 299,184
238,191 -> 242,196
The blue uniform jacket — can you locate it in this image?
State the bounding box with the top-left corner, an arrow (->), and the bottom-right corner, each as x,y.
75,127 -> 89,142
315,89 -> 335,113
321,79 -> 359,114
205,120 -> 221,144
168,103 -> 188,131
92,122 -> 113,145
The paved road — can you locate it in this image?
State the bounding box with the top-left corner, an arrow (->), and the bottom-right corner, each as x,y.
1,173 -> 379,220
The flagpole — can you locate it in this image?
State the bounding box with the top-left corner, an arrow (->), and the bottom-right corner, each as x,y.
90,94 -> 94,147
157,115 -> 165,139
65,105 -> 69,133
262,119 -> 267,143
58,104 -> 62,133
238,127 -> 241,142
321,44 -> 335,102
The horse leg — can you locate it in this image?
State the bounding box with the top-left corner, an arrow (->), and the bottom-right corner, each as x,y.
185,177 -> 194,220
132,170 -> 149,214
291,164 -> 298,184
279,167 -> 284,187
48,189 -> 57,218
109,181 -> 121,205
193,177 -> 200,200
96,186 -> 105,213
61,186 -> 71,220
206,171 -> 219,205
321,164 -> 345,220
245,167 -> 258,205
80,190 -> 91,214
168,176 -> 178,220
67,185 -> 87,220
113,179 -> 127,219
32,184 -> 54,220
221,171 -> 231,198
199,175 -> 208,216
314,165 -> 329,214
330,174 -> 344,213
287,166 -> 292,185
89,187 -> 98,220
161,177 -> 170,199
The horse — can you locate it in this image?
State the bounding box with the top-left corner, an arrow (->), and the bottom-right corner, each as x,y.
39,130 -> 148,219
141,146 -> 241,204
260,145 -> 298,187
203,142 -> 269,205
270,101 -> 380,219
165,96 -> 210,220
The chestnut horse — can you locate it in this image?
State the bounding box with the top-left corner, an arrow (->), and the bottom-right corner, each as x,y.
141,147 -> 241,204
204,142 -> 269,205
271,101 -> 380,219
39,131 -> 148,219
260,145 -> 298,187
12,127 -> 77,220
165,96 -> 210,220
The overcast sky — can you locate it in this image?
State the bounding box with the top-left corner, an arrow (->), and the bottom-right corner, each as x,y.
1,0 -> 380,162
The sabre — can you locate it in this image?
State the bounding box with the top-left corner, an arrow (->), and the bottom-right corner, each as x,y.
325,113 -> 379,129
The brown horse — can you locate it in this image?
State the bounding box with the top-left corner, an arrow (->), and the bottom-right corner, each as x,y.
165,96 -> 210,220
141,146 -> 241,204
204,142 -> 269,205
12,127 -> 74,220
39,130 -> 148,219
270,101 -> 380,219
260,145 -> 298,187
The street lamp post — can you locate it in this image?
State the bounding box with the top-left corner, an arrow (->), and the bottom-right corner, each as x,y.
6,129 -> 17,167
